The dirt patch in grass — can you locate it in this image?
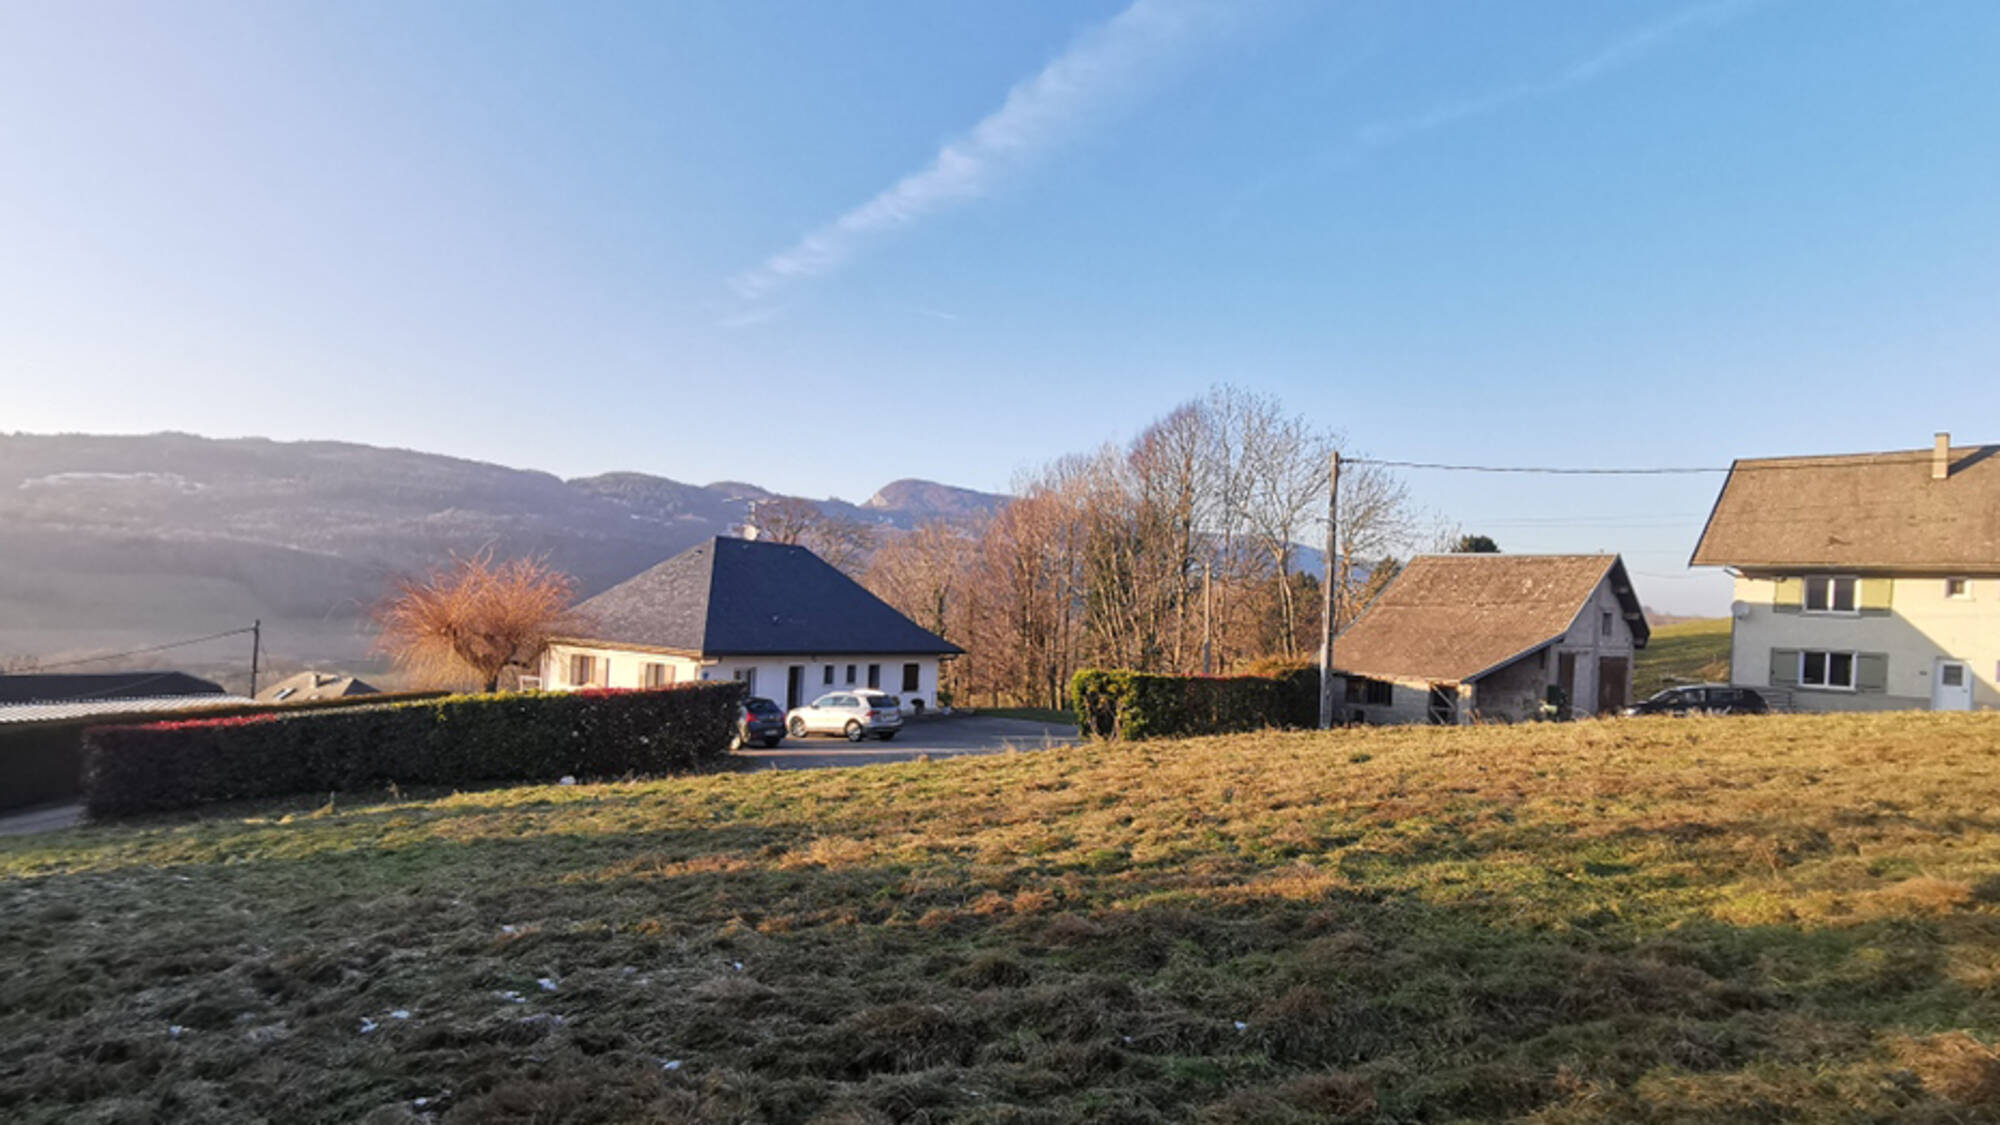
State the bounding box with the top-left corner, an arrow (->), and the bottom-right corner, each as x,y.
3,713 -> 1999,1121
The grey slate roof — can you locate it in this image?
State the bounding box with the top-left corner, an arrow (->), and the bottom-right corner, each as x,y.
0,672 -> 228,705
561,536 -> 962,657
1691,441 -> 2000,570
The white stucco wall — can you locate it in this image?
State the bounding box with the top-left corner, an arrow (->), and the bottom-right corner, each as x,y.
1729,573 -> 2000,711
540,643 -> 701,690
538,645 -> 945,713
697,654 -> 943,713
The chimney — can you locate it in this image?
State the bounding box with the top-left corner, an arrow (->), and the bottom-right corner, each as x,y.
1933,432 -> 1951,481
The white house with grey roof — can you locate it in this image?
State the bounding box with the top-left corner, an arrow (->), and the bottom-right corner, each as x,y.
1691,433 -> 1999,712
540,536 -> 962,712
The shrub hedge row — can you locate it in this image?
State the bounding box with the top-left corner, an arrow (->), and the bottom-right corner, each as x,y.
1070,665 -> 1320,740
82,683 -> 743,817
0,691 -> 448,814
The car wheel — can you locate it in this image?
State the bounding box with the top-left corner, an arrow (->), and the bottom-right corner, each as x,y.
762,736 -> 783,749
845,721 -> 865,743
789,717 -> 808,738
875,731 -> 897,741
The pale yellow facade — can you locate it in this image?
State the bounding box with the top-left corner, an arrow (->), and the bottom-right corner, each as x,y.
1729,573 -> 2000,711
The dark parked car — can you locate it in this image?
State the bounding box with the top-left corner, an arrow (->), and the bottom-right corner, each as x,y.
732,696 -> 787,749
1624,684 -> 1769,717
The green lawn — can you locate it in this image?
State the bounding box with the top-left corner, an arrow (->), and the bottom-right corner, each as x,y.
1634,617 -> 1733,698
5,713 -> 1999,1122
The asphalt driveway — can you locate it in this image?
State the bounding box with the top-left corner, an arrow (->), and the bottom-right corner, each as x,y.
730,713 -> 1078,771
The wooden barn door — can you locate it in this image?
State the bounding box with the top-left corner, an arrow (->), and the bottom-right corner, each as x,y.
1596,657 -> 1628,714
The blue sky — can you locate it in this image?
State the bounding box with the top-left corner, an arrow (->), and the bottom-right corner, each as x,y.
3,1 -> 1997,612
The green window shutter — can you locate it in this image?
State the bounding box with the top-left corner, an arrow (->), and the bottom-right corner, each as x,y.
1855,652 -> 1888,693
1859,577 -> 1894,615
1772,577 -> 1803,614
1769,648 -> 1800,686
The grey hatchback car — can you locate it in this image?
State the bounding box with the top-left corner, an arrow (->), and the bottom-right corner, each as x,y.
786,690 -> 904,742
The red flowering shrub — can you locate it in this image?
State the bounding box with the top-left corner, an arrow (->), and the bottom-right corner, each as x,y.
82,682 -> 743,817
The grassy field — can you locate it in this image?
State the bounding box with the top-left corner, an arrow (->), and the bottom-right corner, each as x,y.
1634,618 -> 1734,699
4,714 -> 1999,1123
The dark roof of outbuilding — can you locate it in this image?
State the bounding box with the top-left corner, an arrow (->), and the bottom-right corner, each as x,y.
1332,554 -> 1647,683
0,671 -> 229,705
1690,442 -> 2000,570
561,537 -> 962,657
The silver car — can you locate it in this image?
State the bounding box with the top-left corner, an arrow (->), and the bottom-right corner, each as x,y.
786,690 -> 903,742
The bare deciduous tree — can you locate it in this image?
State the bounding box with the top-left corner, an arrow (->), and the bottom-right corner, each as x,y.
849,385 -> 1419,707
1235,394 -> 1334,657
376,552 -> 575,692
751,497 -> 878,576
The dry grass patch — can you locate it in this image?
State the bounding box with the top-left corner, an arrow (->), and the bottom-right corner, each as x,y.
3,712 -> 1999,1122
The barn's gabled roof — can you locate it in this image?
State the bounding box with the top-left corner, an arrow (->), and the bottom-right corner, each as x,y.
560,536 -> 962,657
1333,554 -> 1646,684
1690,442 -> 2000,570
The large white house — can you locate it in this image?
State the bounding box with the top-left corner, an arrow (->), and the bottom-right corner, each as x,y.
1691,433 -> 1998,712
1332,553 -> 1649,724
539,536 -> 961,712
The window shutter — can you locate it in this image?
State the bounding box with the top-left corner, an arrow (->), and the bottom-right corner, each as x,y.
1855,652 -> 1888,693
1769,648 -> 1800,686
1772,577 -> 1803,613
1859,577 -> 1893,615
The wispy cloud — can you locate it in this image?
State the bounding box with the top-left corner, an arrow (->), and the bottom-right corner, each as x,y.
1358,0 -> 1760,146
731,0 -> 1233,301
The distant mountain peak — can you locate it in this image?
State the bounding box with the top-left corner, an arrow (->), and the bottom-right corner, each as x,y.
864,478 -> 1007,518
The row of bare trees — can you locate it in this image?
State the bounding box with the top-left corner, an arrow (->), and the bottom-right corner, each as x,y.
864,387 -> 1417,709
373,388 -> 1419,701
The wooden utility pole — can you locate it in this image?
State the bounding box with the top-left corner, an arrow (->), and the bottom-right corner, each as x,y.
1317,451 -> 1340,729
249,619 -> 262,699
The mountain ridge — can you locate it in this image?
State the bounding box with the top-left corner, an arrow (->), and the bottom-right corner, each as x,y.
0,431 -> 1007,680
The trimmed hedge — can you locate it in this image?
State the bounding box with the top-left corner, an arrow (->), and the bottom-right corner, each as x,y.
1071,666 -> 1320,741
82,683 -> 742,817
0,691 -> 448,814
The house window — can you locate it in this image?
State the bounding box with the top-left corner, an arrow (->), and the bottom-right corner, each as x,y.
642,662 -> 673,688
867,664 -> 880,689
902,663 -> 921,692
1945,577 -> 1971,599
567,654 -> 598,687
823,665 -> 835,685
732,667 -> 757,693
1803,576 -> 1857,614
1600,611 -> 1612,637
1800,650 -> 1856,690
845,664 -> 857,684
1343,677 -> 1393,705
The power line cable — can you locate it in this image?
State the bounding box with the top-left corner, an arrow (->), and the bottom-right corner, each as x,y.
1349,451 -> 1962,474
16,626 -> 258,673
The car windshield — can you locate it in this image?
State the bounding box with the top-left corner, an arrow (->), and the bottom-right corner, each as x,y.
1645,689 -> 1681,703
745,698 -> 782,714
